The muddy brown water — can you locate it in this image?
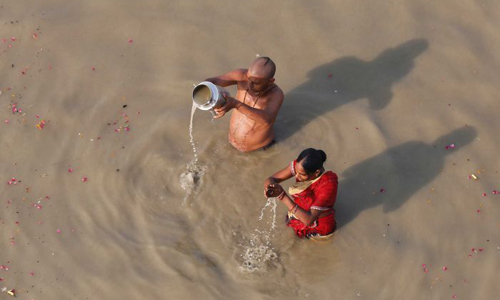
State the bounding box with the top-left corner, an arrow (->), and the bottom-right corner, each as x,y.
1,0 -> 500,299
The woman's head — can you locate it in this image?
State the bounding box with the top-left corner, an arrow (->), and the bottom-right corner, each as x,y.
295,148 -> 327,182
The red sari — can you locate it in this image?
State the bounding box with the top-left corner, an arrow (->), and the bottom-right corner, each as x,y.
287,160 -> 339,238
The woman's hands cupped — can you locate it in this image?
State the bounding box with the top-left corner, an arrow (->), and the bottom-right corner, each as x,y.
264,184 -> 284,198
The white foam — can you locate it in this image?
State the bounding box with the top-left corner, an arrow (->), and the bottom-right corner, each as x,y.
239,198 -> 279,273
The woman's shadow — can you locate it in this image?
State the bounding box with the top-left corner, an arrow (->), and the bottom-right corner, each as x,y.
335,126 -> 477,228
276,39 -> 429,141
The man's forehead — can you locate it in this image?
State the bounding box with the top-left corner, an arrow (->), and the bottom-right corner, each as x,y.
247,68 -> 268,79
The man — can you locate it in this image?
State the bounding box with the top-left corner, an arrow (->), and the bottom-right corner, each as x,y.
205,57 -> 284,152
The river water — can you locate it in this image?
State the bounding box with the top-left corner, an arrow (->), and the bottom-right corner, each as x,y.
1,0 -> 500,299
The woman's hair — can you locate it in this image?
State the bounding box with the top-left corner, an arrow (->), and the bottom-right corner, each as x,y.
297,148 -> 327,174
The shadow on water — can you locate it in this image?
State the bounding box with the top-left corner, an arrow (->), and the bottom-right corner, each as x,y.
336,126 -> 477,228
276,39 -> 429,141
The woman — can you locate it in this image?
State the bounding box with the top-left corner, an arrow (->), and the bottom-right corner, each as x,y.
264,148 -> 339,239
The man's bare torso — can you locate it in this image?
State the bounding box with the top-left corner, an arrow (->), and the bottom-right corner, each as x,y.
229,80 -> 283,152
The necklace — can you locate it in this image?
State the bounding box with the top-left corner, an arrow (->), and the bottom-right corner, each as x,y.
243,84 -> 276,108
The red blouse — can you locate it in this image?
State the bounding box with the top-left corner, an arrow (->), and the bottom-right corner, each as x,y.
290,160 -> 339,212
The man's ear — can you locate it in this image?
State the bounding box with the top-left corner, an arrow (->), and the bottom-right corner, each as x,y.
269,78 -> 275,83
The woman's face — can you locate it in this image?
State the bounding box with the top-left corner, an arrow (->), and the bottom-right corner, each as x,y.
295,161 -> 319,182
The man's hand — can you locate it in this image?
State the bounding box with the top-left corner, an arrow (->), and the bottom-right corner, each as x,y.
213,96 -> 239,119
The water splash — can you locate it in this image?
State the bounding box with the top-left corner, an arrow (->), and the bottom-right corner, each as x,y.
179,104 -> 207,205
239,229 -> 278,273
189,104 -> 199,164
259,197 -> 278,231
179,161 -> 206,205
239,197 -> 279,273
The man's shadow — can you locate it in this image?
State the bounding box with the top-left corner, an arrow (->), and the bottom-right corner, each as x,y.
336,126 -> 477,228
276,39 -> 429,141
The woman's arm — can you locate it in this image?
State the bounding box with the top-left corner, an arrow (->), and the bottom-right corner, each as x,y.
278,193 -> 322,227
263,163 -> 294,198
264,163 -> 294,188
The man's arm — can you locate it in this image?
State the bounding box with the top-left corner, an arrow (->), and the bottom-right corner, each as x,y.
205,69 -> 247,87
214,90 -> 284,124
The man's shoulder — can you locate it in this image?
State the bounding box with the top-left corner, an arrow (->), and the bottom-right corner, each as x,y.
233,69 -> 248,89
269,85 -> 284,101
234,68 -> 248,78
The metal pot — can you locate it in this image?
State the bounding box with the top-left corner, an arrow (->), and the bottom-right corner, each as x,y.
192,81 -> 228,115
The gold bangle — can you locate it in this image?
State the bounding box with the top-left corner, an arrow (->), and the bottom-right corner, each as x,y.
289,204 -> 298,213
293,205 -> 299,214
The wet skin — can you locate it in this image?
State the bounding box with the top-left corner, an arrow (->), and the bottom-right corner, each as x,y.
205,61 -> 284,152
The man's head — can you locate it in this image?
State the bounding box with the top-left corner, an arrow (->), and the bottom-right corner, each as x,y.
247,57 -> 276,93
